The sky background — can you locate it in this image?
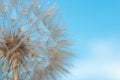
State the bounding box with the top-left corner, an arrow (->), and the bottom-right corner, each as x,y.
55,0 -> 120,80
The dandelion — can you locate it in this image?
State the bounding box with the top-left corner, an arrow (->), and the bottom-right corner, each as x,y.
0,0 -> 72,80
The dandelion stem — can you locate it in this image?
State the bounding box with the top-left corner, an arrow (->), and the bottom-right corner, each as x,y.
12,57 -> 19,80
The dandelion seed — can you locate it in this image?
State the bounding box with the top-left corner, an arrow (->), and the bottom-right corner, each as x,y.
27,37 -> 32,42
19,27 -> 23,32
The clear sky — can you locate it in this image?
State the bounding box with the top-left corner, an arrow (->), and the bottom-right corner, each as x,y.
56,0 -> 120,80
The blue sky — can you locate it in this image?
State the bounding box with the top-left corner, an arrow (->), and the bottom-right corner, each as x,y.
56,0 -> 120,80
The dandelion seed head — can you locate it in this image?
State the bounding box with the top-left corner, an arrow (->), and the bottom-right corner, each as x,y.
0,0 -> 72,80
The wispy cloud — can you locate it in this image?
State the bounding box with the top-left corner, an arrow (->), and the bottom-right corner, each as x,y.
63,38 -> 120,80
